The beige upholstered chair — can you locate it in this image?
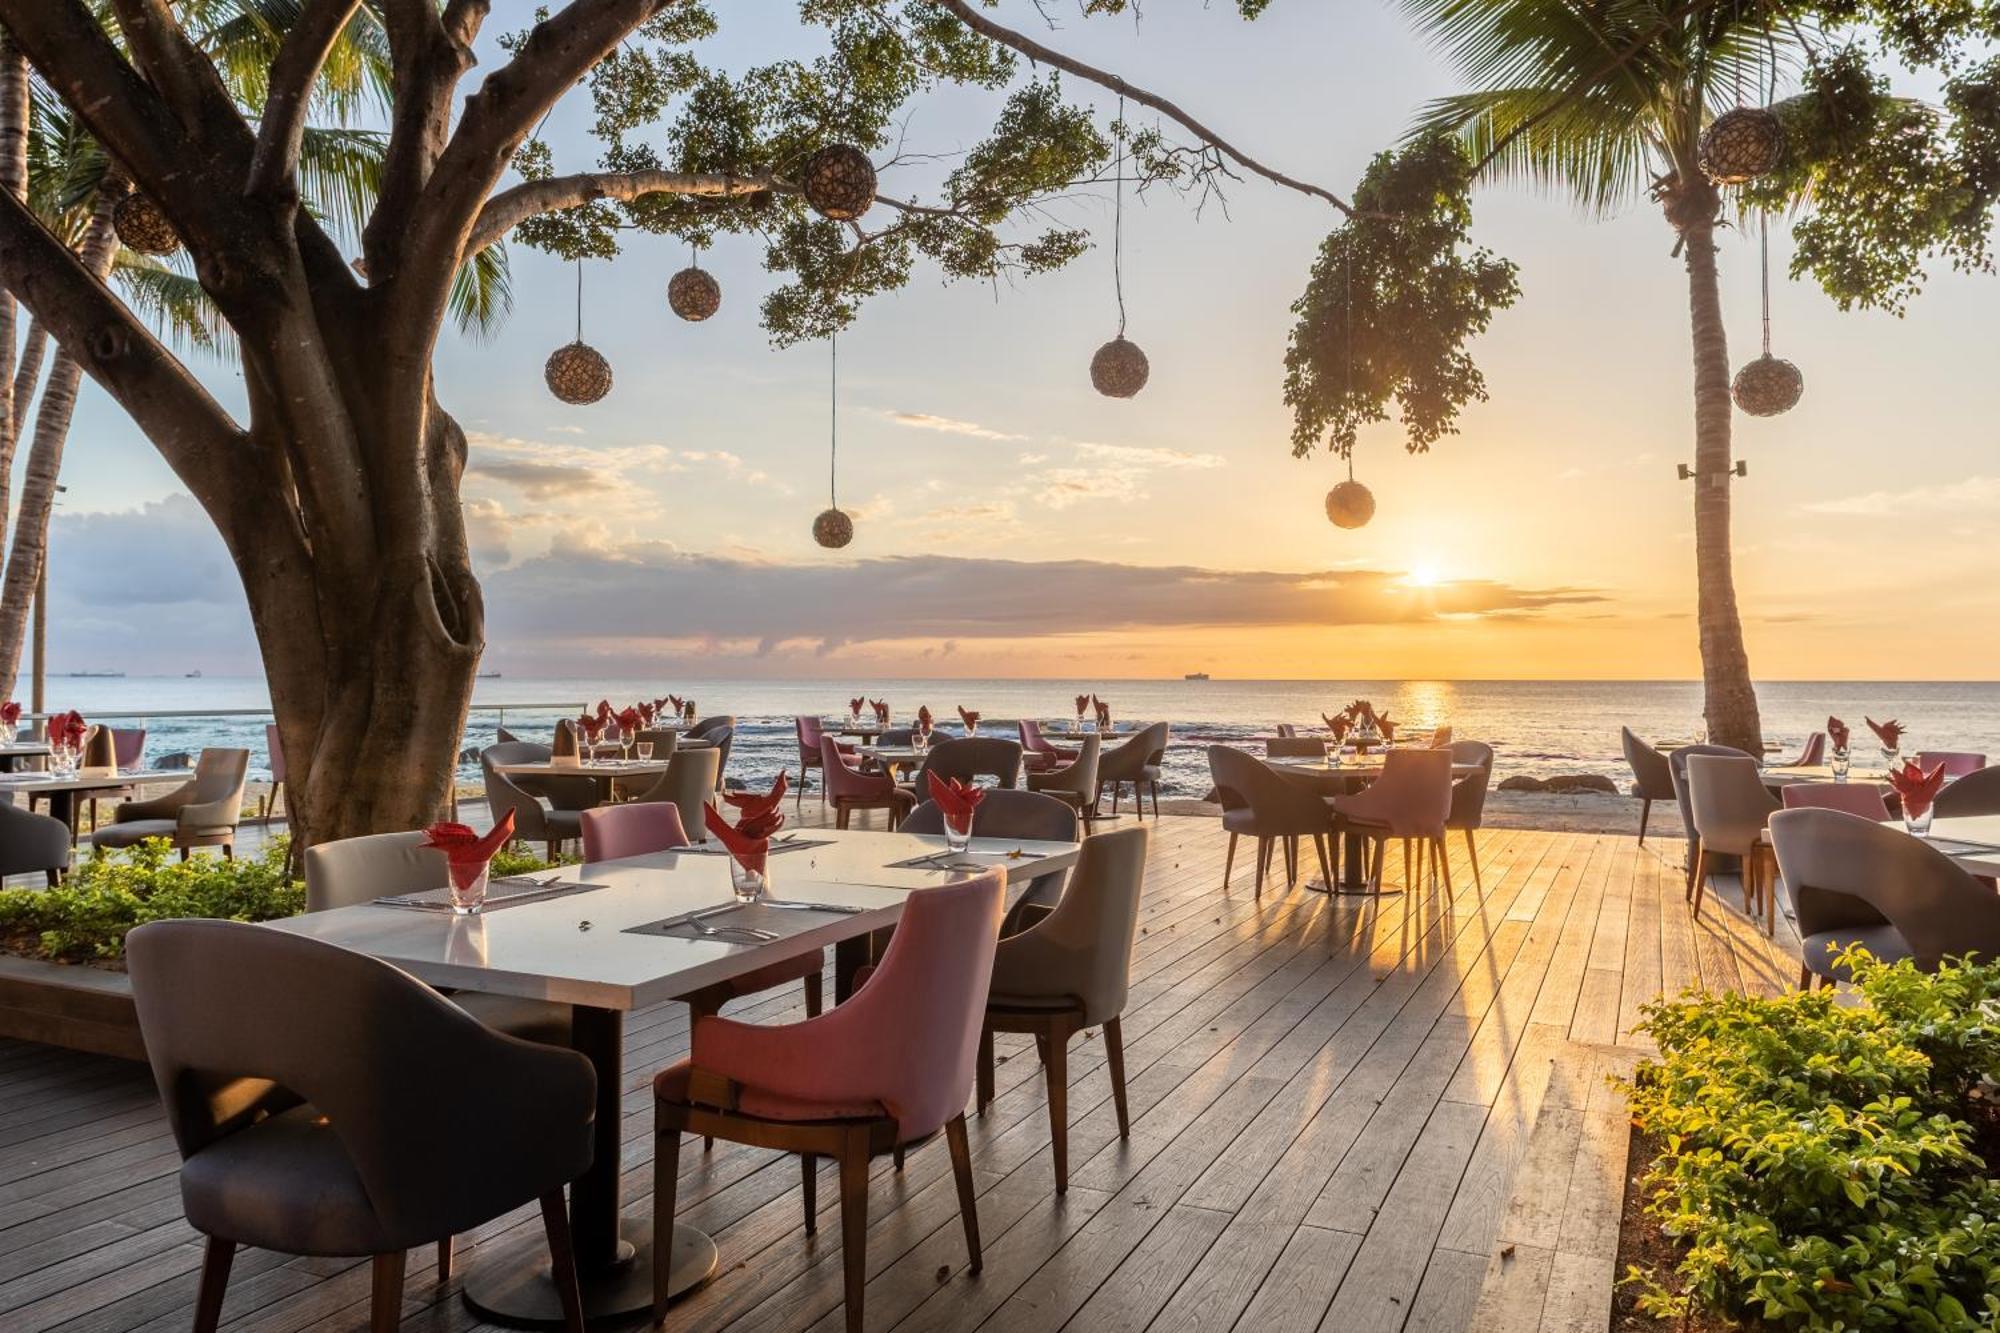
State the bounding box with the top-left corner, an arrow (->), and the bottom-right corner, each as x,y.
1025,733 -> 1101,817
94,748 -> 248,859
1096,722 -> 1169,818
979,825 -> 1148,1192
630,746 -> 721,842
1685,753 -> 1780,930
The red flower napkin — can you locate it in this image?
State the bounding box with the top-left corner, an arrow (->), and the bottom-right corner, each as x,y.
1377,714 -> 1398,742
423,810 -> 516,891
638,701 -> 656,725
1323,713 -> 1351,742
1866,717 -> 1905,749
1075,694 -> 1091,716
917,705 -> 934,735
0,701 -> 19,726
52,710 -> 87,748
1888,760 -> 1947,819
667,695 -> 683,715
1826,716 -> 1849,750
1095,700 -> 1111,727
576,713 -> 604,744
849,695 -> 866,715
595,699 -> 613,722
617,705 -> 643,737
928,772 -> 985,835
958,706 -> 980,731
871,699 -> 889,724
705,773 -> 787,872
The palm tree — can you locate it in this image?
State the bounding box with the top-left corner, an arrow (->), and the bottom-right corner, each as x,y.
1402,0 -> 1787,753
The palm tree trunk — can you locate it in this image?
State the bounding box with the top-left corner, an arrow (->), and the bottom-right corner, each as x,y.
1681,215 -> 1763,754
0,32 -> 29,566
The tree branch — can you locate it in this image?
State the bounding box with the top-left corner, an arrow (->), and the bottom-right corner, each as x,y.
250,0 -> 365,201
106,0 -> 250,147
468,169 -> 778,252
364,0 -> 473,278
0,0 -> 188,196
934,0 -> 1356,216
442,0 -> 492,47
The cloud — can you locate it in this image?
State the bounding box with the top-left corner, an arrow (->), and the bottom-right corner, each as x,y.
1073,442 -> 1226,470
468,458 -> 609,499
1802,475 -> 2000,517
887,411 -> 1024,442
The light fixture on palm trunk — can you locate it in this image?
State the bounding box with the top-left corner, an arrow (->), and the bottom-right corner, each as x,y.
546,263 -> 612,405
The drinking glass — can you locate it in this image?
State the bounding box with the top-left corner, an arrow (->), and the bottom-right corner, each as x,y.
50,743 -> 76,778
913,730 -> 929,756
1881,747 -> 1900,773
447,862 -> 489,915
1904,802 -> 1934,838
637,741 -> 655,761
0,721 -> 13,745
945,815 -> 973,857
729,859 -> 767,904
1829,747 -> 1851,782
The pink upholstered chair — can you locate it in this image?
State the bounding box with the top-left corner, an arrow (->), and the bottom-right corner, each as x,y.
1916,751 -> 1987,779
821,735 -> 913,829
1331,748 -> 1455,896
1775,731 -> 1827,768
576,802 -> 822,1023
795,716 -> 857,810
1781,782 -> 1891,820
1018,719 -> 1078,774
651,872 -> 1004,1333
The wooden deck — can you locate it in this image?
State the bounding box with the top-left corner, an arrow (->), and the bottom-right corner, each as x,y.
0,815 -> 1800,1333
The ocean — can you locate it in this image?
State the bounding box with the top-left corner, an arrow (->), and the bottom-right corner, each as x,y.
17,677 -> 1999,800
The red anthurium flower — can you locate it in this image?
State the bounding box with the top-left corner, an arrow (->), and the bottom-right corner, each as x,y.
927,772 -> 985,834
1866,717 -> 1905,749
1827,716 -> 1850,750
1888,760 -> 1947,818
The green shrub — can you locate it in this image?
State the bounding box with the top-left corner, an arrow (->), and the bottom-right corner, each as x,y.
1627,948 -> 2000,1330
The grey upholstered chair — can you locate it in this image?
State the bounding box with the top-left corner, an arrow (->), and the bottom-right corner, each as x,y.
0,800 -> 70,885
1668,743 -> 1751,887
910,736 -> 1023,792
685,716 -> 734,789
903,789 -> 1078,927
1265,736 -> 1326,760
630,746 -> 721,843
481,742 -> 590,860
1621,727 -> 1677,844
979,824 -> 1148,1192
94,748 -> 249,859
1770,807 -> 2000,989
1097,722 -> 1169,818
1026,733 -> 1102,817
1446,741 -> 1496,890
126,919 -> 594,1333
1935,766 -> 2000,818
1207,744 -> 1334,895
1685,753 -> 1780,928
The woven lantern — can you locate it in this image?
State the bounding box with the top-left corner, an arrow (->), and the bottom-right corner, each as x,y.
113,192 -> 180,256
801,144 -> 877,222
1324,479 -> 1376,530
1090,336 -> 1149,398
545,342 -> 612,405
1698,107 -> 1785,185
813,507 -> 854,549
1731,353 -> 1803,417
667,266 -> 721,322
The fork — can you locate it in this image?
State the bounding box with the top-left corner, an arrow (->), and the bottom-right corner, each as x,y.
687,917 -> 778,942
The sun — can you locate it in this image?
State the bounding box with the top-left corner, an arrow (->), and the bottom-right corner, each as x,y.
1403,562 -> 1444,589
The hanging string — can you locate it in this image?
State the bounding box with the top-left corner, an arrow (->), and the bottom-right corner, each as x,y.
1343,245 -> 1355,471
828,333 -> 839,508
573,262 -> 583,342
1759,211 -> 1773,356
1112,95 -> 1127,337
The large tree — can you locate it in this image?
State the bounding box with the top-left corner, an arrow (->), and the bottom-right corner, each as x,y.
0,0 -> 1353,845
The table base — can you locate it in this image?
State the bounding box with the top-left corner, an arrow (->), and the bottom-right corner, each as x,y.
461,1218 -> 716,1328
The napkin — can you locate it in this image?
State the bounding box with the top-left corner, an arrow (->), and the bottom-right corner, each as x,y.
849,696 -> 866,716
1866,717 -> 1905,750
575,712 -> 604,744
871,699 -> 889,724
638,701 -> 657,725
1888,760 -> 1946,818
595,699 -> 613,724
617,705 -> 643,737
1826,716 -> 1850,750
1377,714 -> 1398,742
720,771 -> 789,836
667,695 -> 683,715
1323,713 -> 1351,742
917,705 -> 934,735
958,706 -> 981,731
1075,694 -> 1091,716
927,772 -> 985,833
1095,700 -> 1111,727
0,701 -> 19,727
423,810 -> 516,891
52,710 -> 87,748
703,804 -> 773,873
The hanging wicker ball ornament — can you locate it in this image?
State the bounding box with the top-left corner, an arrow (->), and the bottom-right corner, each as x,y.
113,192 -> 180,256
545,342 -> 613,405
1090,337 -> 1150,398
1731,353 -> 1803,417
667,266 -> 721,322
801,145 -> 877,221
812,507 -> 854,549
1324,479 -> 1376,530
1697,107 -> 1786,185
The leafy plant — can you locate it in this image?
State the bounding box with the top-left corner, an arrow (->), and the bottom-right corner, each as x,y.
1626,948 -> 2000,1330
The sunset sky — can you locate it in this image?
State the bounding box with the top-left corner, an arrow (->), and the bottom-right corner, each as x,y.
44,3 -> 2000,681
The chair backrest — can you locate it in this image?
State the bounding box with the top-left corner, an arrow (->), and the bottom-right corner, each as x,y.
1668,743 -> 1751,843
264,723 -> 287,783
688,715 -> 734,743
1100,722 -> 1170,782
1780,782 -> 1891,820
1792,731 -> 1827,767
915,736 -> 1022,790
109,727 -> 146,768
1936,766 -> 2000,819
305,830 -> 442,911
1206,745 -> 1329,834
187,749 -> 250,826
634,746 -> 720,839
1770,808 -> 2000,968
579,801 -> 689,862
1033,733 -> 1101,797
1265,736 -> 1327,759
1336,747 -> 1453,838
1446,741 -> 1496,829
1685,753 -> 1778,854
481,742 -> 552,838
700,721 -> 734,787
1004,825 -> 1148,1026
1916,751 -> 1987,779
0,799 -> 71,877
1019,719 -> 1058,755
901,788 -> 1079,843
636,728 -> 679,757
126,919 -> 594,1246
820,735 -> 890,800
796,715 -> 825,759
552,719 -> 579,758
82,724 -> 116,769
1621,727 -> 1675,801
1274,723 -> 1296,738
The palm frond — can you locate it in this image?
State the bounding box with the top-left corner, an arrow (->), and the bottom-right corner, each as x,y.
449,244 -> 514,341
1416,84 -> 1661,214
296,126 -> 386,246
114,256 -> 238,363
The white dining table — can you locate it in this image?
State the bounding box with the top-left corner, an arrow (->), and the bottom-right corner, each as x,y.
1909,815 -> 2000,877
268,827 -> 1081,1326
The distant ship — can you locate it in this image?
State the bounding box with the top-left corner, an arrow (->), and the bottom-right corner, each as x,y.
62,670 -> 124,678
185,669 -> 203,679
477,671 -> 503,679
1184,672 -> 1211,681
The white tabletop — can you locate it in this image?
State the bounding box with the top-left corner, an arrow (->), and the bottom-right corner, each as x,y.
499,758 -> 675,779
0,768 -> 184,794
267,828 -> 1081,1011
1914,816 -> 2000,876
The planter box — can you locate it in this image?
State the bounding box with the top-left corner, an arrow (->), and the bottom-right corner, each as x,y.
0,953 -> 144,1061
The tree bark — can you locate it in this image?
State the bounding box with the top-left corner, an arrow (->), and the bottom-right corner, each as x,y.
0,33 -> 28,566
1679,212 -> 1764,754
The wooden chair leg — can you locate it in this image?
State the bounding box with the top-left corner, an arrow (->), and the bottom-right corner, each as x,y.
1637,798 -> 1651,844
945,1114 -> 982,1273
1312,834 -> 1334,891
804,969 -> 823,1017
1254,837 -> 1271,899
1690,844 -> 1708,918
1284,836 -> 1298,886
538,1191 -> 587,1333
436,1237 -> 452,1284
1464,829 -> 1482,892
1798,962 -> 1814,991
1221,832 -> 1238,888
1104,1014 -> 1130,1138
369,1250 -> 407,1333
976,1026 -> 994,1113
1437,836 -> 1454,900
893,1144 -> 905,1171
838,1129 -> 872,1333
836,803 -> 851,830
651,1117 -> 684,1323
192,1236 -> 234,1333
802,1154 -> 819,1233
1045,1014 -> 1071,1193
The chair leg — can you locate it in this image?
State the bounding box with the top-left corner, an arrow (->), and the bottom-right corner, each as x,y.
802,1154 -> 819,1233
976,1025 -> 994,1113
945,1114 -> 983,1273
538,1191 -> 587,1333
1690,844 -> 1708,918
1402,839 -> 1412,891
1045,1014 -> 1072,1193
1284,836 -> 1298,886
839,1129 -> 872,1333
836,803 -> 851,831
651,1115 -> 684,1323
804,969 -> 823,1018
369,1250 -> 406,1333
1464,829 -> 1482,892
1152,780 -> 1161,818
1436,836 -> 1454,900
1312,834 -> 1335,891
893,1144 -> 905,1171
1222,832 -> 1238,888
192,1236 -> 234,1333
1254,837 -> 1271,899
1637,798 -> 1651,844
436,1237 -> 452,1284
1104,1014 -> 1130,1138
1798,961 -> 1814,991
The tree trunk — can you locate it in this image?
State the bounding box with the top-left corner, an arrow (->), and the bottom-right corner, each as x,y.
0,33 -> 29,559
1680,213 -> 1763,754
